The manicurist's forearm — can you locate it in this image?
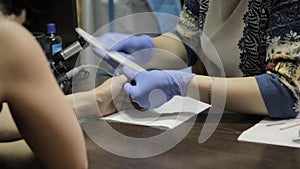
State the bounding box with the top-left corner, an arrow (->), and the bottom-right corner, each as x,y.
188,75 -> 268,115
152,33 -> 188,69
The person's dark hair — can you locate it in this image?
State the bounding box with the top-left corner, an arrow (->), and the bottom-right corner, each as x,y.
0,0 -> 27,16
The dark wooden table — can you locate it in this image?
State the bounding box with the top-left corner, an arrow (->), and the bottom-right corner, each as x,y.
85,110 -> 300,169
1,110 -> 300,169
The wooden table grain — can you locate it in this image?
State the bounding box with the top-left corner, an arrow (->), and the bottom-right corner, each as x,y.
85,110 -> 300,169
1,109 -> 300,169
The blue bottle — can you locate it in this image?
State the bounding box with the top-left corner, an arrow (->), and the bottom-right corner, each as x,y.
45,23 -> 62,58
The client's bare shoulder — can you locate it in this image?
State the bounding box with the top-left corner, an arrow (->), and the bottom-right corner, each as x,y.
0,17 -> 52,98
0,16 -> 48,68
0,17 -> 37,60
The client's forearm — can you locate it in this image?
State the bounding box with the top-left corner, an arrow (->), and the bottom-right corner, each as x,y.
65,91 -> 100,119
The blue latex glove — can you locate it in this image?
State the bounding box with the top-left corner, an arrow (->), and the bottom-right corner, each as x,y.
92,32 -> 154,68
123,66 -> 195,109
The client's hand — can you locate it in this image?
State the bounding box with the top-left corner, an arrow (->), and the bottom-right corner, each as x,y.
92,32 -> 154,68
123,66 -> 195,109
66,75 -> 130,118
94,75 -> 131,116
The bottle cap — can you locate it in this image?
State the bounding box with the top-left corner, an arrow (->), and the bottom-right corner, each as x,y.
47,23 -> 56,33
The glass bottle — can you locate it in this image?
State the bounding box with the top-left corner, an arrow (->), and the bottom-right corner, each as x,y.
45,23 -> 62,59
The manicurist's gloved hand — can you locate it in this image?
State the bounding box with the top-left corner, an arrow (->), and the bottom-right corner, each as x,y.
123,66 -> 195,109
92,32 -> 154,68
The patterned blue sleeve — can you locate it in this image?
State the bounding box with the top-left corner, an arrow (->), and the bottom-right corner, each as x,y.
173,0 -> 209,66
264,0 -> 300,116
256,74 -> 299,119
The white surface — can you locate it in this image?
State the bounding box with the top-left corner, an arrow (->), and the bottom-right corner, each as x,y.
101,96 -> 210,129
238,117 -> 300,148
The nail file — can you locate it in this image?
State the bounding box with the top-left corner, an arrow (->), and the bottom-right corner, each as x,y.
75,27 -> 146,73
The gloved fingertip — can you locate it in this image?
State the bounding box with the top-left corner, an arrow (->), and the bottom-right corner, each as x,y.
91,46 -> 98,52
123,82 -> 132,94
140,34 -> 154,48
126,54 -> 135,61
122,66 -> 137,80
92,47 -> 104,55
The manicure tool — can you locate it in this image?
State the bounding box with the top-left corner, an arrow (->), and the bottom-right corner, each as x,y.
75,27 -> 146,73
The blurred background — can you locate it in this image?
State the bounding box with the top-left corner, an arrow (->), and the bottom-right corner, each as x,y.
24,0 -> 183,52
23,0 -> 183,93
